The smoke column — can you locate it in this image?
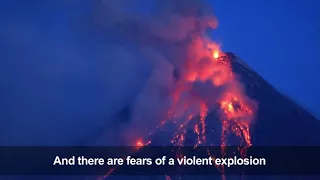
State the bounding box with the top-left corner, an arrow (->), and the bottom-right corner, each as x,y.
0,0 -> 257,153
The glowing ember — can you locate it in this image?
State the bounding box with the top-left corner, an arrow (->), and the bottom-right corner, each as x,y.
213,50 -> 219,59
136,140 -> 143,147
134,139 -> 151,150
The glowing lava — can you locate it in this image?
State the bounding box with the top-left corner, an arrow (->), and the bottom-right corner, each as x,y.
135,139 -> 144,148
135,139 -> 151,150
213,50 -> 219,59
102,44 -> 256,179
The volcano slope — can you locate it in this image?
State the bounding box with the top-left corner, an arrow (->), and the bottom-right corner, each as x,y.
227,52 -> 320,146
224,52 -> 320,180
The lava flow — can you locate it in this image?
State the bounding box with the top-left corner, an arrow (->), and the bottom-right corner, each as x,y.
102,40 -> 257,179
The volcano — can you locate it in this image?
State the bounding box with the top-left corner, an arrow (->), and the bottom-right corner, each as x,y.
86,52 -> 320,180
9,49 -> 319,180
79,0 -> 320,149
89,52 -> 320,147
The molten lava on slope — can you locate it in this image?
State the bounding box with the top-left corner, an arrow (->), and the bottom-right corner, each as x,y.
102,47 -> 258,179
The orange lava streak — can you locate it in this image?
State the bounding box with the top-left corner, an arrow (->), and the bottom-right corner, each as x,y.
219,90 -> 254,149
194,123 -> 201,148
200,102 -> 208,142
239,124 -> 252,147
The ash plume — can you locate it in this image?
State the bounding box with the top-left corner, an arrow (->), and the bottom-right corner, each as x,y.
0,0 -> 256,148
90,0 -> 222,145
88,0 -> 257,146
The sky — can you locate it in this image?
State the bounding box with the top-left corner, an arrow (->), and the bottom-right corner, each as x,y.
211,0 -> 320,117
0,0 -> 319,146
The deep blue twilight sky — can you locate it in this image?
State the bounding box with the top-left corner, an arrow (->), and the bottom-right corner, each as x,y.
212,0 -> 320,117
0,0 -> 319,145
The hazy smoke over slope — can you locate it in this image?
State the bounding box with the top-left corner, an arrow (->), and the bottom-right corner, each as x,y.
1,0 -> 257,147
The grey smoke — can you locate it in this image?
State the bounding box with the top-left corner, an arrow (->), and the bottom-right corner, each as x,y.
0,0 -> 218,145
